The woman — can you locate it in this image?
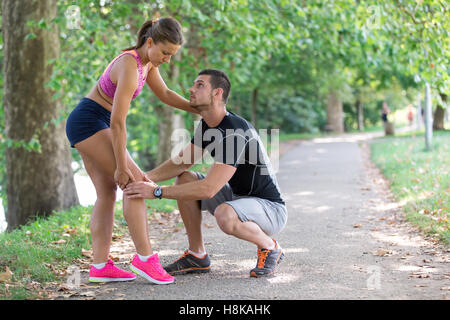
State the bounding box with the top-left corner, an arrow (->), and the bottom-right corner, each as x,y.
66,18 -> 197,285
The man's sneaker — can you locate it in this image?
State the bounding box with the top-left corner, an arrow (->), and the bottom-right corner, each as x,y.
130,254 -> 175,285
250,239 -> 284,278
164,250 -> 211,275
89,259 -> 137,283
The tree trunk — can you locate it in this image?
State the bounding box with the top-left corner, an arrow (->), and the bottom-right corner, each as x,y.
251,88 -> 258,129
433,93 -> 447,130
356,98 -> 364,131
155,106 -> 175,165
2,0 -> 78,230
424,83 -> 433,151
155,50 -> 185,165
326,90 -> 344,133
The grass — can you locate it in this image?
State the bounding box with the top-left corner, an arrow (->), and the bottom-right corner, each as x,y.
0,205 -> 92,299
0,163 -> 211,300
370,130 -> 450,245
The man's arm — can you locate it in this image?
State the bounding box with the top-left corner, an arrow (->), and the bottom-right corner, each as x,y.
124,162 -> 236,200
162,162 -> 236,200
146,142 -> 204,183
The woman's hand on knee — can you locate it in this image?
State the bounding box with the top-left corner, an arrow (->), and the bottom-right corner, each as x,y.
114,167 -> 135,190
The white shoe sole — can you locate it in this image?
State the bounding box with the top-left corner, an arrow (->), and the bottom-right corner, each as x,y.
89,276 -> 136,283
130,264 -> 175,285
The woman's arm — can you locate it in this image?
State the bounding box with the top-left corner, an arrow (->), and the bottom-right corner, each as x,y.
110,56 -> 139,189
146,67 -> 200,114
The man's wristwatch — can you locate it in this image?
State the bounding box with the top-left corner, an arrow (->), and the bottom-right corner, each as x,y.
153,186 -> 162,199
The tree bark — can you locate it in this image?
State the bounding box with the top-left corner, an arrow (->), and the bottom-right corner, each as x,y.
356,98 -> 364,131
326,90 -> 344,133
251,88 -> 258,129
433,93 -> 446,130
2,0 -> 78,230
155,50 -> 185,165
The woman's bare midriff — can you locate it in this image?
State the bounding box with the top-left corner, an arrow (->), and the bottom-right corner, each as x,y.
86,83 -> 114,112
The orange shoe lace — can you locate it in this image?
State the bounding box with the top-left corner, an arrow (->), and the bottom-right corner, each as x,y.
256,249 -> 270,268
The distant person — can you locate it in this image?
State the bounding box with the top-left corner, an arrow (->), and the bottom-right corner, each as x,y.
66,18 -> 198,285
407,105 -> 414,127
124,69 -> 287,278
381,102 -> 390,123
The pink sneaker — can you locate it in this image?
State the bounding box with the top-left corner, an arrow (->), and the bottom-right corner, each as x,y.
130,254 -> 175,285
89,259 -> 137,283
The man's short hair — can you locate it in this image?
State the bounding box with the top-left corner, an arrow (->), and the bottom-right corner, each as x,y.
198,69 -> 231,104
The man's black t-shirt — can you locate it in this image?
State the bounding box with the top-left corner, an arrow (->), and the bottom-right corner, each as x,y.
191,111 -> 284,204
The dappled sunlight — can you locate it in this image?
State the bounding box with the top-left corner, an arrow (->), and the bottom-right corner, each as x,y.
266,273 -> 300,284
316,205 -> 333,213
283,247 -> 310,253
292,191 -> 315,197
315,148 -> 327,154
157,248 -> 185,257
284,159 -> 303,166
371,201 -> 402,213
417,190 -> 437,201
341,231 -> 365,238
370,230 -> 425,248
395,265 -> 421,272
232,259 -> 257,270
312,132 -> 384,144
394,264 -> 441,275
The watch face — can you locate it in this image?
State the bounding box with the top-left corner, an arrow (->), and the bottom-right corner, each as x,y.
154,187 -> 162,197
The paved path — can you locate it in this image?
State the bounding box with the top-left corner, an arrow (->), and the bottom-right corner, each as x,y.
60,132 -> 449,300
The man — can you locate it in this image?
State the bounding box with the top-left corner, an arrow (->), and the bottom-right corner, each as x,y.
124,69 -> 287,278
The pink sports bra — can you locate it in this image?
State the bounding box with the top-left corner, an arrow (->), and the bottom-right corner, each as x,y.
98,50 -> 148,100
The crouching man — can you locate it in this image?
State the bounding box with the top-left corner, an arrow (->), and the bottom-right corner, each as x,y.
124,69 -> 287,278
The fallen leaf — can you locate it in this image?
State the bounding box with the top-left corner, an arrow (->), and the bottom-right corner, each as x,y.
441,287 -> 450,291
65,227 -> 78,235
79,291 -> 96,297
409,272 -> 430,279
52,239 -> 66,244
353,224 -> 362,228
374,249 -> 392,257
108,255 -> 120,262
82,249 -> 93,259
26,281 -> 41,291
0,266 -> 13,283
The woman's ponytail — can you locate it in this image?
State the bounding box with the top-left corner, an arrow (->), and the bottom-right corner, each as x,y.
122,18 -> 183,52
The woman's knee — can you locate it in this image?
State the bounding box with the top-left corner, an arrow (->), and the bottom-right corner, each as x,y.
95,183 -> 117,203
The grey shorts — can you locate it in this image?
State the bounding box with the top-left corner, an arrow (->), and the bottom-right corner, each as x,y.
195,172 -> 287,236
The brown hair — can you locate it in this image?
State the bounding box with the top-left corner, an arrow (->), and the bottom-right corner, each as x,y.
123,17 -> 184,51
198,69 -> 231,104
